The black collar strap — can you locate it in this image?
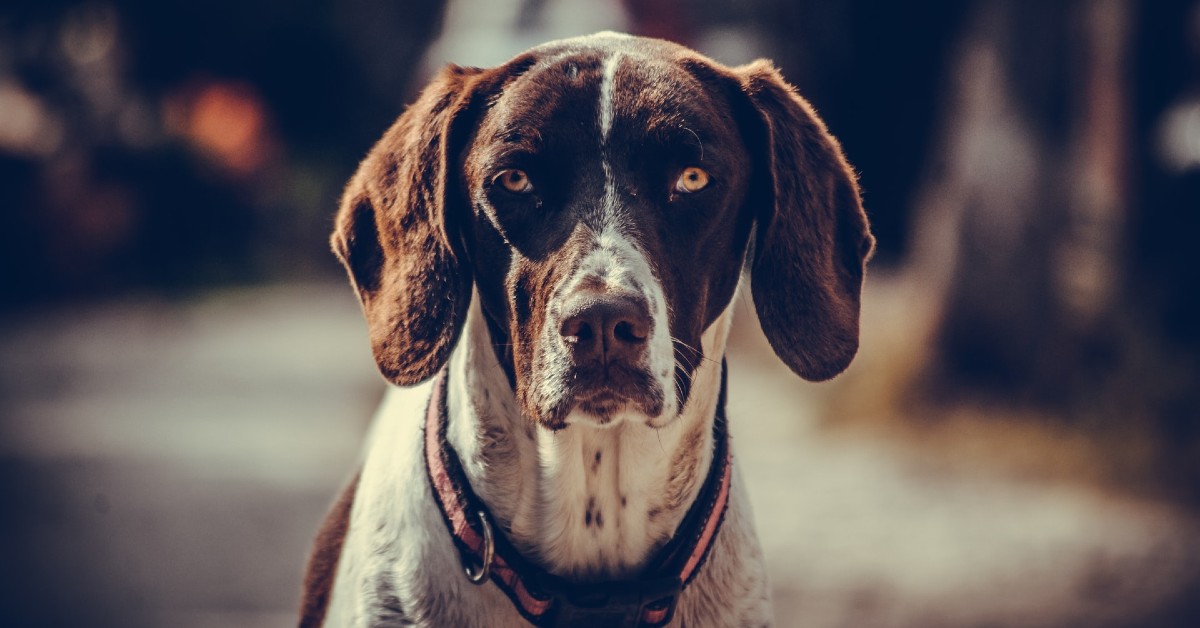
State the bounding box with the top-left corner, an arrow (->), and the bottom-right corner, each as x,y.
424,363 -> 733,627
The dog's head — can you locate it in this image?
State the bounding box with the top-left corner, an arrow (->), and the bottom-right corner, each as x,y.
332,33 -> 873,430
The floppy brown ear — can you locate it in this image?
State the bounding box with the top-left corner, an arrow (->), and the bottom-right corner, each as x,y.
736,60 -> 875,381
331,65 -> 486,386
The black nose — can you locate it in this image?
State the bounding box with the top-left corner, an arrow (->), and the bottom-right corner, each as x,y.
559,292 -> 651,366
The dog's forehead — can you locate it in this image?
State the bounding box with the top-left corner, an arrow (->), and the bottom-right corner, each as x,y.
478,37 -> 729,146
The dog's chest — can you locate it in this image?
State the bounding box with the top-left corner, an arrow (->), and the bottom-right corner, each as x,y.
447,306 -> 713,579
329,392 -> 771,628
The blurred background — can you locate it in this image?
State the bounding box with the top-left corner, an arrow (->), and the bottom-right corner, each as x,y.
2,0 -> 1199,626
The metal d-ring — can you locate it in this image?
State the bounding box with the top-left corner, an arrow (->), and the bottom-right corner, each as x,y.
464,510 -> 494,584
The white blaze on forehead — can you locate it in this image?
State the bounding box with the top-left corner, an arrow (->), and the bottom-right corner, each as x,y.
599,52 -> 622,140
599,51 -> 626,232
601,161 -> 618,227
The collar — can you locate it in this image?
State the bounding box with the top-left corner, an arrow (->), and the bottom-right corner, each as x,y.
424,362 -> 733,627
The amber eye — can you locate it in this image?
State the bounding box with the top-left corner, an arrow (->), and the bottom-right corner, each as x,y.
674,167 -> 710,193
495,169 -> 533,194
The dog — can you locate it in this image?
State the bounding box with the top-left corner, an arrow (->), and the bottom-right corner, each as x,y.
301,32 -> 873,627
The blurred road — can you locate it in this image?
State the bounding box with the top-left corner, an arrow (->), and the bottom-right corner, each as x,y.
1,282 -> 1198,627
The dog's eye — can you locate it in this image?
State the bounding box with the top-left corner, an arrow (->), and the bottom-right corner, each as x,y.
674,167 -> 710,194
494,169 -> 534,194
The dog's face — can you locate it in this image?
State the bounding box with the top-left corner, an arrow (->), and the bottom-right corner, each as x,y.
462,40 -> 755,429
332,33 -> 873,429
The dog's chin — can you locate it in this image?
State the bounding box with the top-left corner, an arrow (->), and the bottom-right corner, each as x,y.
535,376 -> 670,430
564,392 -> 648,429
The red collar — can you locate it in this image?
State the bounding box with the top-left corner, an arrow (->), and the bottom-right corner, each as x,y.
424,364 -> 733,627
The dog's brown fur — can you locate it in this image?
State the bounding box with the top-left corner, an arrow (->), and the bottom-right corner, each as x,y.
300,472 -> 360,628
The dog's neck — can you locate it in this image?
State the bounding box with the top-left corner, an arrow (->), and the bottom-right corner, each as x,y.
444,296 -> 734,580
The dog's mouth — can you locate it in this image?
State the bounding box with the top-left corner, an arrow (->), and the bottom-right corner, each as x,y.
541,363 -> 665,429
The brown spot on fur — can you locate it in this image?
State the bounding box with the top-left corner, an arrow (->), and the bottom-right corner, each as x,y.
299,471 -> 360,628
577,274 -> 607,292
592,450 -> 602,471
620,495 -> 627,508
595,511 -> 604,528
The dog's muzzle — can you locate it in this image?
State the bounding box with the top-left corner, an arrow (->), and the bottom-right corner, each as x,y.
554,289 -> 662,421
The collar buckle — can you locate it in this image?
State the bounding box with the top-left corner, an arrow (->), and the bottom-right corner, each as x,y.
462,510 -> 495,584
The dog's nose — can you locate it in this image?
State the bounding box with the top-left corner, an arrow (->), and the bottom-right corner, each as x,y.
559,293 -> 651,365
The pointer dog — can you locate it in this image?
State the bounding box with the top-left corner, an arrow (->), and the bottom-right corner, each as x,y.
301,32 -> 873,627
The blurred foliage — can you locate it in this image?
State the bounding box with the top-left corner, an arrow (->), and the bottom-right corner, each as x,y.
0,0 -> 445,303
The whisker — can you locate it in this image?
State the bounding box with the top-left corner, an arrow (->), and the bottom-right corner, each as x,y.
671,343 -> 702,372
670,335 -> 720,366
669,335 -> 700,354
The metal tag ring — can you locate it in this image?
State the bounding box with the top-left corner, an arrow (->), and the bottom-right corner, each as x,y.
464,510 -> 494,585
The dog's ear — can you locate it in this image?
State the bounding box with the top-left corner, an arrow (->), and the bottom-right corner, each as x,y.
735,60 -> 875,381
332,65 -> 487,386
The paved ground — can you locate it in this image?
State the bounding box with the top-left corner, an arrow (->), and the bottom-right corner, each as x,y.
1,281 -> 1198,627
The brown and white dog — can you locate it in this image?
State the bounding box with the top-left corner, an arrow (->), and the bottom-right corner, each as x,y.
301,32 -> 873,627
